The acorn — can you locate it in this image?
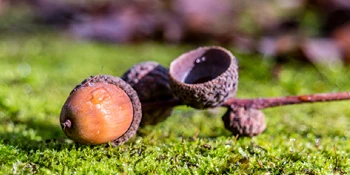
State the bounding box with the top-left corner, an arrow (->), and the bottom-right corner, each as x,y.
60,75 -> 142,146
169,46 -> 238,109
121,61 -> 175,126
222,107 -> 266,137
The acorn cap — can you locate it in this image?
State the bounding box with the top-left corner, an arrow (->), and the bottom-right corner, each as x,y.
122,61 -> 174,126
222,107 -> 266,137
169,46 -> 238,109
60,75 -> 142,146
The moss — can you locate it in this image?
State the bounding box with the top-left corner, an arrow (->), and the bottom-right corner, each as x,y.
0,33 -> 349,174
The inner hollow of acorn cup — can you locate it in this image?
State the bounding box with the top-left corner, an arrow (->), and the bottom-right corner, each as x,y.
171,48 -> 231,84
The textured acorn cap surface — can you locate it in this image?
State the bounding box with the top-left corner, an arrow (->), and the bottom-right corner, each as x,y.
169,46 -> 238,109
60,75 -> 142,146
222,107 -> 266,137
122,61 -> 174,126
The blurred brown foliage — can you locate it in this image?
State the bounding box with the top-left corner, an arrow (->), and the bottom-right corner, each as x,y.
3,0 -> 350,65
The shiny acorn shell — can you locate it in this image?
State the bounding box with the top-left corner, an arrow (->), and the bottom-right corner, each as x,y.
60,75 -> 142,146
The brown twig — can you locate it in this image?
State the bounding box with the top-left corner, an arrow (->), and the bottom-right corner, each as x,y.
142,92 -> 350,110
223,92 -> 350,109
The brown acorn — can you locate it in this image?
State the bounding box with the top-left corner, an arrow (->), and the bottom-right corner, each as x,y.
169,46 -> 238,109
121,61 -> 175,126
222,106 -> 266,137
60,75 -> 142,146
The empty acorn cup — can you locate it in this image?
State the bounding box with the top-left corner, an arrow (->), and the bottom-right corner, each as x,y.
169,46 -> 239,109
122,61 -> 175,126
60,75 -> 142,146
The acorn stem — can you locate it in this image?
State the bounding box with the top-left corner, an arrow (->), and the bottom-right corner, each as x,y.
142,91 -> 350,110
61,119 -> 72,129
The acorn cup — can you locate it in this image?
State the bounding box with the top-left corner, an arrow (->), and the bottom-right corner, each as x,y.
169,46 -> 239,109
122,61 -> 175,126
60,75 -> 142,146
222,106 -> 266,137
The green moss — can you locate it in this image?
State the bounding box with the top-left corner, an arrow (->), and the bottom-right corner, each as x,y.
0,33 -> 349,174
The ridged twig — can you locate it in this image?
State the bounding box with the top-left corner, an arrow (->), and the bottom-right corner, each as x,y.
142,92 -> 350,110
223,92 -> 350,109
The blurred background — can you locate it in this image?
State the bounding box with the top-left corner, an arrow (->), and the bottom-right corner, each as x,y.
1,0 -> 350,68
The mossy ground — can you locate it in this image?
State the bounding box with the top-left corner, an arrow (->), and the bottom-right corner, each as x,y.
0,31 -> 349,174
